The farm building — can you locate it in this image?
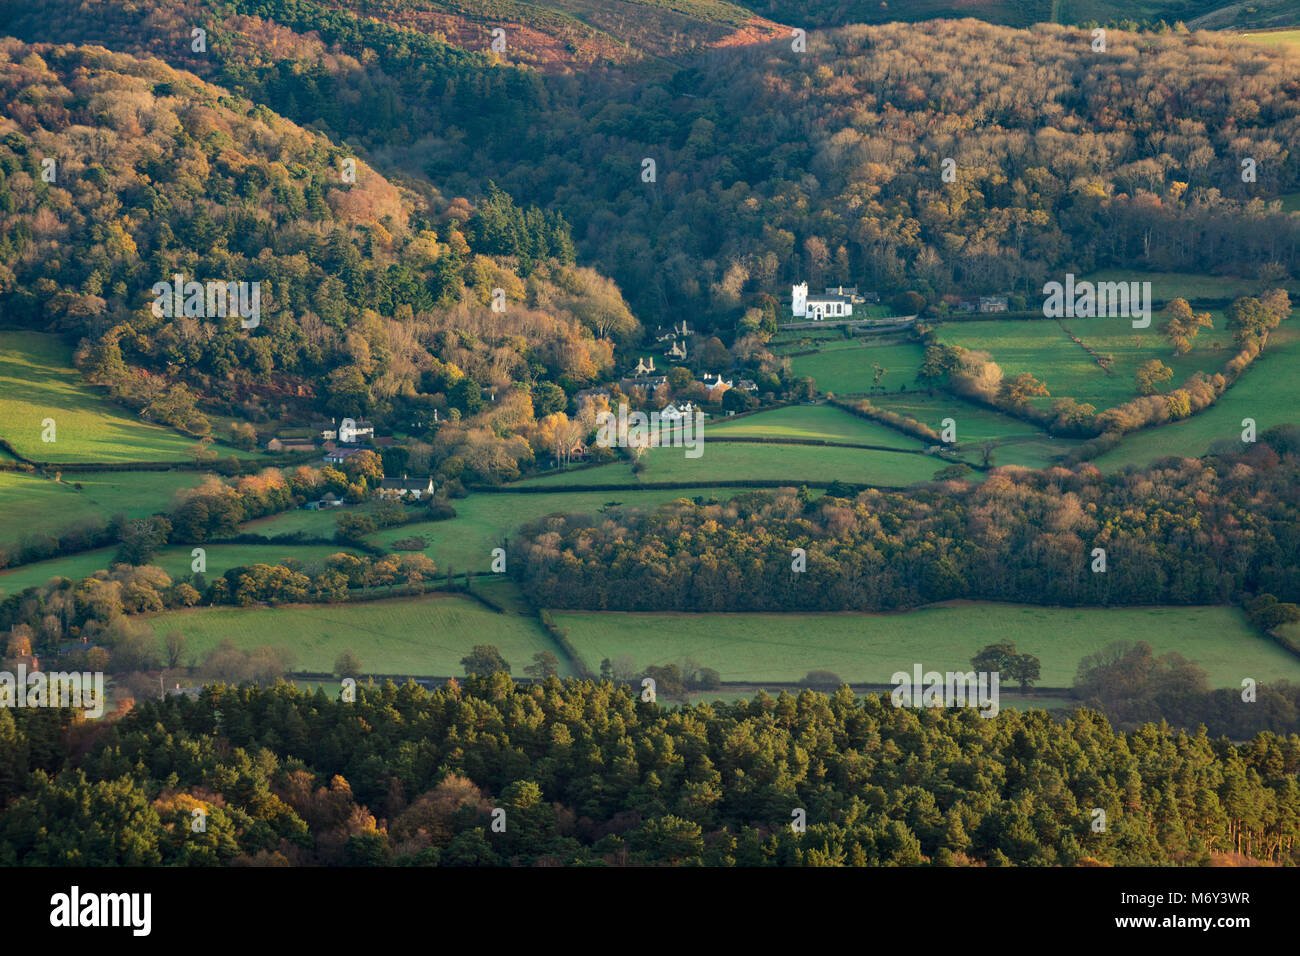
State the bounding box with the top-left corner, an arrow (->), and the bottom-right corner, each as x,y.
323,447 -> 365,465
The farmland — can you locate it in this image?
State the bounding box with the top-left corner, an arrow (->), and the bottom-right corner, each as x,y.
516,439 -> 945,488
0,331 -> 252,463
143,583 -> 566,676
554,603 -> 1300,688
1094,325 -> 1300,469
0,469 -> 213,548
935,313 -> 1230,413
704,403 -> 924,448
0,542 -> 354,598
788,340 -> 927,396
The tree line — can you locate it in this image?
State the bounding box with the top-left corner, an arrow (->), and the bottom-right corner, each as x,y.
1,677 -> 1297,866
511,430 -> 1300,613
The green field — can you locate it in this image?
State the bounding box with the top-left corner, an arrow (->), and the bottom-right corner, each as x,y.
1238,30 -> 1300,49
937,314 -> 1229,413
790,341 -> 926,395
555,603 -> 1300,688
1078,270 -> 1300,303
867,391 -> 1079,468
145,584 -> 566,676
0,331 -> 252,463
516,440 -> 944,488
367,487 -> 752,574
1095,326 -> 1300,470
0,542 -> 355,597
705,404 -> 924,448
0,469 -> 213,548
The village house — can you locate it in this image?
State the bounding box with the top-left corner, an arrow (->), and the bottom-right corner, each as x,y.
957,295 -> 1010,313
621,356 -> 668,391
378,475 -> 435,500
311,419 -> 339,442
659,401 -> 697,421
701,373 -> 732,399
312,417 -> 376,444
654,320 -> 692,343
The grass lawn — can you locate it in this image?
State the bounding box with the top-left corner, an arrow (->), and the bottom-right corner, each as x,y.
0,542 -> 354,598
554,603 -> 1300,688
368,487 -> 752,574
791,341 -> 926,395
515,441 -> 944,488
1095,326 -> 1300,470
0,331 -> 253,463
145,585 -> 566,676
704,404 -> 925,448
0,469 -> 213,548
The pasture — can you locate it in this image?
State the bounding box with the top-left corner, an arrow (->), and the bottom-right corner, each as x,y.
144,585 -> 567,676
1095,326 -> 1300,470
0,542 -> 354,597
0,469 -> 212,547
1076,270 -> 1300,302
554,603 -> 1300,688
515,440 -> 944,488
0,331 -> 252,463
936,314 -> 1229,413
789,341 -> 926,395
704,403 -> 924,448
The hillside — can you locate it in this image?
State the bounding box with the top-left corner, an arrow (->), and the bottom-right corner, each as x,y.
0,39 -> 636,486
13,8 -> 1298,335
753,0 -> 1300,30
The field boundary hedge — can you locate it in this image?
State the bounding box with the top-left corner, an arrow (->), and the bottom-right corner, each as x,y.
704,435 -> 924,453
474,478 -> 925,493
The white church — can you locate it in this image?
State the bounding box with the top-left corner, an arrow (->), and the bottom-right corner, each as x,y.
792,282 -> 861,320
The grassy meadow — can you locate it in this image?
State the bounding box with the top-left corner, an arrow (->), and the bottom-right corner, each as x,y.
937,314 -> 1229,413
555,603 -> 1300,688
0,542 -> 355,597
1095,325 -> 1300,469
145,584 -> 566,676
789,341 -> 926,395
704,403 -> 925,448
516,440 -> 944,488
0,331 -> 252,463
0,469 -> 213,548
